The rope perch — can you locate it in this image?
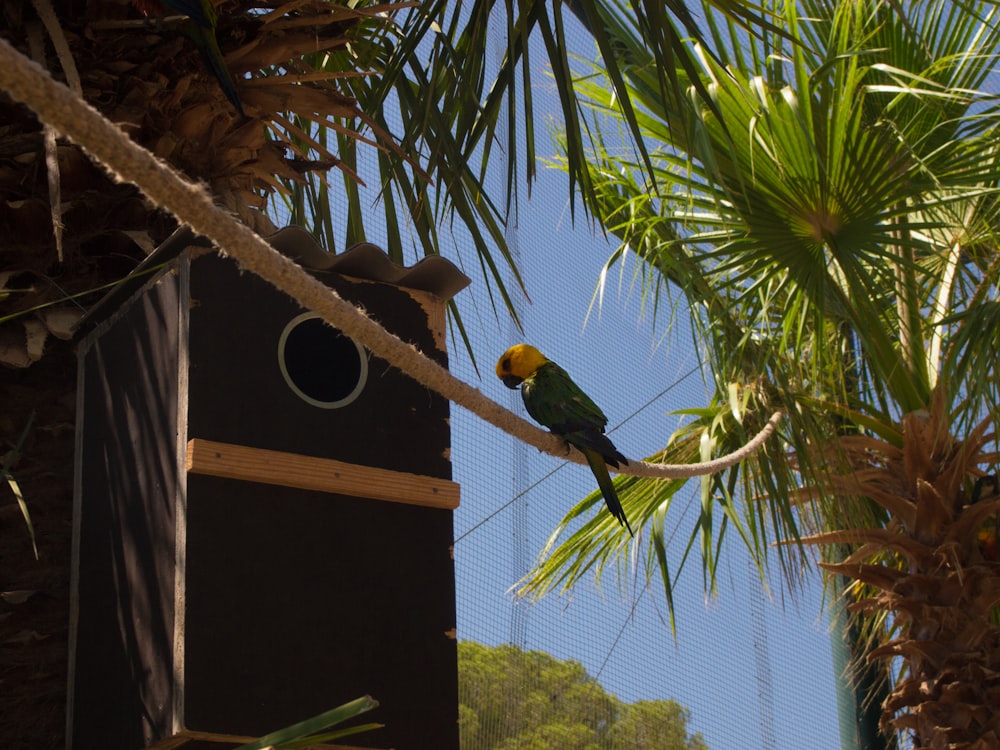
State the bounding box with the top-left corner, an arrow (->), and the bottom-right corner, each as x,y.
0,36 -> 782,480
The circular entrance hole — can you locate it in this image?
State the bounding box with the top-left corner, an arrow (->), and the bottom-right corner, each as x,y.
278,313 -> 367,408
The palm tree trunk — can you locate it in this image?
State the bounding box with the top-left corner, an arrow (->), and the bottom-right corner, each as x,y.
0,339 -> 77,748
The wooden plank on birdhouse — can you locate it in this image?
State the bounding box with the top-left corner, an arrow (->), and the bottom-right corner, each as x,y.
186,438 -> 460,509
145,729 -> 384,750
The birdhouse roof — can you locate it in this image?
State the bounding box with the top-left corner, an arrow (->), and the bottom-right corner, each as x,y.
77,226 -> 471,335
267,226 -> 471,302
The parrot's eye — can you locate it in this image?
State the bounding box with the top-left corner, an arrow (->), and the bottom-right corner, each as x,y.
501,356 -> 511,373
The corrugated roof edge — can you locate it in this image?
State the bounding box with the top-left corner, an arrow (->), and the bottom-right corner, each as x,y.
267,226 -> 471,302
76,226 -> 472,336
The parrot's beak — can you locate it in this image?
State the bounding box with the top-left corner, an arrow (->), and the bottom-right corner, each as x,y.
500,374 -> 523,389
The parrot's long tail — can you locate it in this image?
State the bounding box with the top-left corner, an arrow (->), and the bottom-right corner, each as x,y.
583,449 -> 634,536
190,25 -> 245,116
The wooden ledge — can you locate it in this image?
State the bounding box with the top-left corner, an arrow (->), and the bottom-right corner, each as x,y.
146,729 -> 384,749
186,439 -> 460,510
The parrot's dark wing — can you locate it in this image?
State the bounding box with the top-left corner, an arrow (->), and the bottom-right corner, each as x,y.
522,361 -> 632,533
562,428 -> 627,468
522,362 -> 607,430
522,361 -> 627,467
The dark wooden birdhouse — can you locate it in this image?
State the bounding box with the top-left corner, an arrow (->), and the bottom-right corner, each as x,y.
68,227 -> 468,750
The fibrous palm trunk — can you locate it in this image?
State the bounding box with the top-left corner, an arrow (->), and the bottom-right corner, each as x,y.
0,1 -> 412,744
799,391 -> 1000,749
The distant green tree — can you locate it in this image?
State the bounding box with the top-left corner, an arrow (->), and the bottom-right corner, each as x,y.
458,641 -> 706,750
609,700 -> 707,750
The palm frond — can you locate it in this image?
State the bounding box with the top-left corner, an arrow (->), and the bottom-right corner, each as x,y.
532,0 -> 1000,634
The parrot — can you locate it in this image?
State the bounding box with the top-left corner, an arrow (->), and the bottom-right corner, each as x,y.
134,0 -> 245,116
979,518 -> 998,563
496,343 -> 633,535
972,474 -> 999,562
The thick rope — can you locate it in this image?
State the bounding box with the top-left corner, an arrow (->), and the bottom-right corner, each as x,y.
0,36 -> 782,480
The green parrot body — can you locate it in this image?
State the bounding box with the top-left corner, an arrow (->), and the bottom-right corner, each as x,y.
497,344 -> 633,535
137,0 -> 244,115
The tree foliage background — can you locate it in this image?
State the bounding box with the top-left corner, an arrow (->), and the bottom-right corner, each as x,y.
458,642 -> 707,750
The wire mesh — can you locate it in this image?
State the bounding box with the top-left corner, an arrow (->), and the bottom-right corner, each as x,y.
307,10 -> 846,748
447,203 -> 843,748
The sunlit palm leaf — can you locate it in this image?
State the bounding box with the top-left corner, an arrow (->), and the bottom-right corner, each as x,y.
283,0 -> 781,330
532,0 -> 1000,634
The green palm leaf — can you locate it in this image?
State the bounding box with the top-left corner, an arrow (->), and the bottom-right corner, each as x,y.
532,0 -> 1000,636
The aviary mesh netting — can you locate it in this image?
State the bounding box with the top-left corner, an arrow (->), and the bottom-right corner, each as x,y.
444,237 -> 843,749
346,14 -> 846,748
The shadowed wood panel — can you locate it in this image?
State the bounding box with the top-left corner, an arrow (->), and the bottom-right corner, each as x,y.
71,270 -> 181,750
182,474 -> 458,747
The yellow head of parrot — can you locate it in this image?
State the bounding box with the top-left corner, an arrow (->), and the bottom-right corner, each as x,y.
496,344 -> 549,389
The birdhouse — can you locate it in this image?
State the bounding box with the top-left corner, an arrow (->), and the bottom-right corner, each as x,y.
68,227 -> 468,750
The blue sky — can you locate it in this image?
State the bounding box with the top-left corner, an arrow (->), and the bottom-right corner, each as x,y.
314,8 -> 849,747
443,159 -> 844,749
